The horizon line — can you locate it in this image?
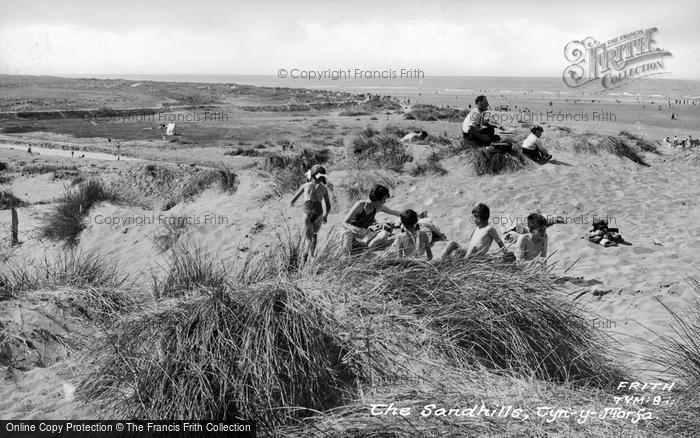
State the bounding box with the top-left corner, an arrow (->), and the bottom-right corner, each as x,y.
2,73 -> 699,82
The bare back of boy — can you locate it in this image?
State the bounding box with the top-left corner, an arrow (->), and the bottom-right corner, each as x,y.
303,183 -> 327,229
466,225 -> 502,256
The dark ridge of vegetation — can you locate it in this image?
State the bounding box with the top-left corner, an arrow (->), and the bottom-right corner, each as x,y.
404,104 -> 468,122
619,130 -> 660,155
223,147 -> 261,157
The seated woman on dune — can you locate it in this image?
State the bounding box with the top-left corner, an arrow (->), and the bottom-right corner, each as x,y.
520,126 -> 552,162
342,184 -> 401,255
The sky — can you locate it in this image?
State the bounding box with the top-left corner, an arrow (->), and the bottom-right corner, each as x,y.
0,0 -> 698,79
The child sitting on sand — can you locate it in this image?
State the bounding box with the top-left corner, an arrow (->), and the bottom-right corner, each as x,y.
520,126 -> 552,162
513,213 -> 548,262
290,165 -> 331,260
441,203 -> 505,259
389,209 -> 433,260
390,209 -> 432,259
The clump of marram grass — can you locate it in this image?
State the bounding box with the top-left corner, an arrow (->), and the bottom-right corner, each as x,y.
41,250 -> 127,288
0,263 -> 38,301
573,137 -> 600,155
80,282 -> 361,427
573,135 -> 650,165
408,151 -> 448,177
334,257 -> 627,388
41,178 -> 120,246
348,126 -> 413,172
279,364 -> 646,437
331,169 -> 397,207
180,165 -> 238,200
471,147 -> 532,176
153,244 -> 230,299
1,251 -> 127,301
620,130 -> 660,154
599,136 -> 649,166
645,295 -> 700,436
261,148 -> 332,196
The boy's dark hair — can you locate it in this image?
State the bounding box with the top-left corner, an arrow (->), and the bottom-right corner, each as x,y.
527,213 -> 548,230
400,209 -> 419,230
472,203 -> 490,221
475,95 -> 487,105
369,185 -> 390,202
531,126 -> 544,134
310,164 -> 326,184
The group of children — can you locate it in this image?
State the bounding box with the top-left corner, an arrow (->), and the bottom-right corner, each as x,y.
291,167 -> 548,263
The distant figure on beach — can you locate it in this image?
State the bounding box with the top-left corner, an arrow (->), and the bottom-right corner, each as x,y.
673,135 -> 678,146
442,203 -> 505,259
514,213 -> 548,262
342,184 -> 401,255
520,126 -> 552,162
71,147 -> 75,158
27,146 -> 32,155
390,209 -> 432,259
290,165 -> 331,260
463,95 -> 502,146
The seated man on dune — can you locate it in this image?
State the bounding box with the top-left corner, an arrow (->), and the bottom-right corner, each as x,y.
520,126 -> 552,162
463,95 -> 502,146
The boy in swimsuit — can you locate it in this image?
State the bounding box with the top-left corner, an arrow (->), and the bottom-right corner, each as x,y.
291,165 -> 331,260
441,203 -> 505,259
514,213 -> 548,263
342,184 -> 401,255
390,209 -> 432,259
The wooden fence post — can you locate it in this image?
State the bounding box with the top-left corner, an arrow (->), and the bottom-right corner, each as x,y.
11,207 -> 19,246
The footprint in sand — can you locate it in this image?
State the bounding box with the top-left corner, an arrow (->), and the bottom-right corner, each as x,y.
632,246 -> 655,255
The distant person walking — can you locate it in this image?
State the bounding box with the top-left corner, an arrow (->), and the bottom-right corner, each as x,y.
463,95 -> 502,146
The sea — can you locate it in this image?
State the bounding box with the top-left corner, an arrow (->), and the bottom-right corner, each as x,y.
66,74 -> 700,106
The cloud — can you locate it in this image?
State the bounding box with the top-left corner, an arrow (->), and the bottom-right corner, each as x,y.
0,15 -> 696,78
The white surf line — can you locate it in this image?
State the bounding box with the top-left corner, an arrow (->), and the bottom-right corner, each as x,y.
0,143 -> 141,162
